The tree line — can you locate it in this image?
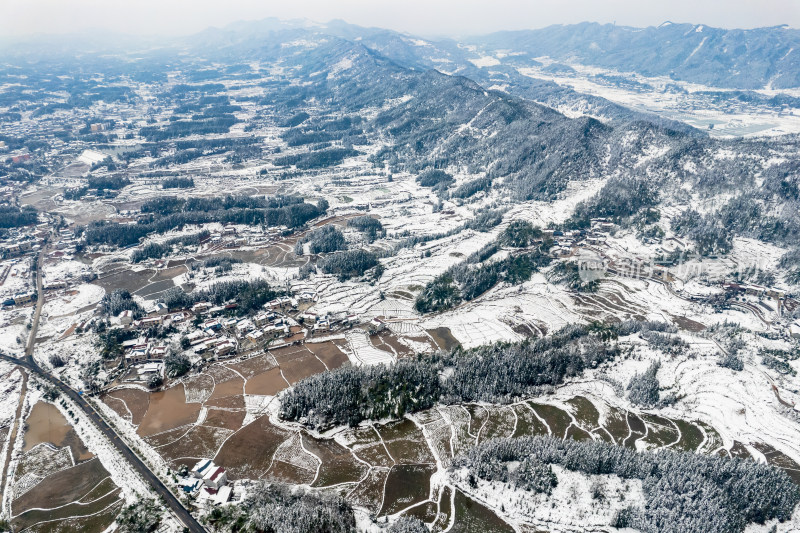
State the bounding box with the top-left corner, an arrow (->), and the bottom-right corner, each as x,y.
280,324 -> 617,430
454,434 -> 799,533
85,199 -> 324,248
0,204 -> 37,229
130,230 -> 209,263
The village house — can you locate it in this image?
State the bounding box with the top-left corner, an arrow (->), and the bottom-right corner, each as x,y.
191,460 -> 228,490
126,343 -> 150,364
214,339 -> 237,357
235,320 -> 254,335
246,329 -> 265,343
150,345 -> 169,359
191,302 -> 212,315
12,293 -> 35,306
136,316 -> 163,329
118,310 -> 134,325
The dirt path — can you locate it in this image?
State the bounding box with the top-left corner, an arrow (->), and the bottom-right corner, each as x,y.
0,368 -> 28,517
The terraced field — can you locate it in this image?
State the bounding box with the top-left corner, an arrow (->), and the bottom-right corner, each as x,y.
99,356 -> 800,531
10,402 -> 121,533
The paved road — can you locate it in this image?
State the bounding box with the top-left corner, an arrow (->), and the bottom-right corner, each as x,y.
4,354 -> 206,533
24,251 -> 45,357
12,245 -> 205,532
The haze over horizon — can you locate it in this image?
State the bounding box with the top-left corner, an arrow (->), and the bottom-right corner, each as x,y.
3,0 -> 800,40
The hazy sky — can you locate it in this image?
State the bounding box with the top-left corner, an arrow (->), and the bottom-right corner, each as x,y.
3,0 -> 799,38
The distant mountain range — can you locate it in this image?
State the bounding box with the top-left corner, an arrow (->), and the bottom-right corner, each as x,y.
4,19 -> 799,90
469,22 -> 800,89
186,18 -> 800,90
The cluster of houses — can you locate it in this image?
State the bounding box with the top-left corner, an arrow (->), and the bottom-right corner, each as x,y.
182,459 -> 232,506
114,290 -> 327,369
0,259 -> 36,308
1,222 -> 49,258
186,318 -> 239,358
522,219 -> 616,259
122,336 -> 169,364
722,282 -> 786,301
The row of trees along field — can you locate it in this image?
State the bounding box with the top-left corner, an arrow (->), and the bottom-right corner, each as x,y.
84,195 -> 326,247
279,324 -> 616,430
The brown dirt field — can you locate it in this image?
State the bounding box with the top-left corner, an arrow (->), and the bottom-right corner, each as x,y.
451,490 -> 514,533
145,425 -> 192,448
22,402 -> 70,452
137,386 -> 201,437
333,338 -> 349,350
281,354 -> 326,384
13,489 -> 121,532
104,388 -> 149,426
59,323 -> 78,340
208,375 -> 244,402
78,477 -> 117,503
565,424 -> 594,441
233,244 -> 306,268
369,335 -> 396,356
479,407 -> 517,442
92,269 -> 154,294
465,404 -> 488,437
31,500 -> 123,533
354,443 -> 395,468
566,396 -> 601,429
12,458 -> 109,514
265,460 -> 316,485
624,412 -> 647,448
670,314 -> 706,332
375,332 -> 413,357
306,341 -> 349,369
228,354 -> 277,379
136,279 -> 177,299
159,426 -> 233,466
245,367 -> 289,396
22,403 -> 93,461
214,415 -> 291,479
433,486 -> 453,531
511,404 -> 548,438
640,414 -> 680,448
378,419 -> 436,464
60,430 -> 94,462
341,425 -> 379,446
150,265 -> 186,282
426,327 -> 460,351
730,441 -> 752,460
269,345 -> 310,365
403,501 -> 438,523
303,434 -> 368,487
529,403 -> 572,440
347,467 -> 389,512
205,395 -> 246,409
380,464 -> 436,516
752,442 -> 800,484
602,406 -> 631,444
207,364 -> 239,384
100,395 -> 130,423
182,374 -> 215,404
203,409 -> 246,431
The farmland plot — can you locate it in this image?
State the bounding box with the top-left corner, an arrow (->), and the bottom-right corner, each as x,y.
10,402 -> 120,533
